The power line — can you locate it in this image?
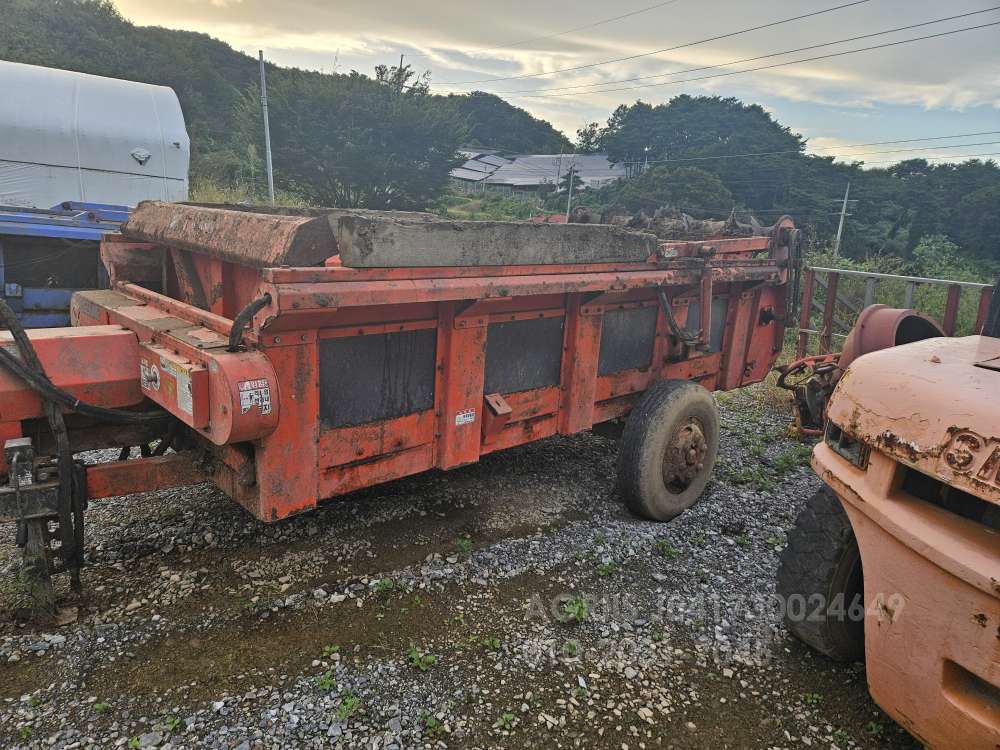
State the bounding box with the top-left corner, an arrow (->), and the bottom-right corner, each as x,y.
484,7 -> 1000,95
413,0 -> 687,59
511,20 -> 1000,98
435,0 -> 871,86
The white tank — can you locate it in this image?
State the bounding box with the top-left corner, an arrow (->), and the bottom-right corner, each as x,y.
0,61 -> 190,208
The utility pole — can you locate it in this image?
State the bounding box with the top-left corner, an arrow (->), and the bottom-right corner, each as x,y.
565,167 -> 575,221
258,50 -> 275,206
833,181 -> 850,257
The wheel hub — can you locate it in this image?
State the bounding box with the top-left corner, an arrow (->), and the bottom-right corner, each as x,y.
662,418 -> 708,493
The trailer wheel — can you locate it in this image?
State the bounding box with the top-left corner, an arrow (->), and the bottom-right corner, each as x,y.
776,486 -> 864,661
617,380 -> 719,521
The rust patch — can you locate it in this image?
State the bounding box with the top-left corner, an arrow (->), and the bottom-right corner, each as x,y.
876,430 -> 921,464
124,202 -> 336,268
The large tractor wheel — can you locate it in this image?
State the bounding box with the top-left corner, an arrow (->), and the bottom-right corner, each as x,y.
617,380 -> 719,521
777,486 -> 865,661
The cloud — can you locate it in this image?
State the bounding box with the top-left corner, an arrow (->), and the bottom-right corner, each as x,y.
115,0 -> 1000,144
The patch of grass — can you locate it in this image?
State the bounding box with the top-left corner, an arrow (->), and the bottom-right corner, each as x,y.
654,539 -> 680,559
493,712 -> 517,731
164,715 -> 182,734
455,536 -> 473,557
482,636 -> 502,651
572,686 -> 588,700
803,692 -> 823,705
407,643 -> 438,671
735,533 -> 751,549
561,639 -> 580,658
421,712 -> 446,738
866,721 -> 885,738
558,595 -> 589,624
316,671 -> 337,691
322,644 -> 340,658
832,728 -> 851,746
374,578 -> 395,595
336,693 -> 361,720
596,561 -> 618,577
93,701 -> 111,715
729,464 -> 775,492
19,726 -> 32,741
773,443 -> 814,474
128,737 -> 141,749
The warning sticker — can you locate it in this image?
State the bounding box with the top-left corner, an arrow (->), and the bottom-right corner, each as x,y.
140,359 -> 160,392
454,408 -> 476,426
159,357 -> 193,415
239,378 -> 272,416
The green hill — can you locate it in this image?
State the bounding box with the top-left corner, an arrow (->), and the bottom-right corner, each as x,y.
0,0 -> 570,187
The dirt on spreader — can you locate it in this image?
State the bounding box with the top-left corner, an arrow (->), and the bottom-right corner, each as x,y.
0,385 -> 920,750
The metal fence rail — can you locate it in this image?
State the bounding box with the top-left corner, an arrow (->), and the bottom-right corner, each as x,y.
796,266 -> 995,358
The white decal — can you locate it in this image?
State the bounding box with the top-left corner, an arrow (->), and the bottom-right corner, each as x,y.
455,408 -> 476,426
239,378 -> 272,416
140,359 -> 160,392
160,357 -> 193,415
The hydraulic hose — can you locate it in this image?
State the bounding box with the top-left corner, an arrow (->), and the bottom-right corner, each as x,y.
0,298 -> 165,425
0,298 -> 80,582
0,347 -> 164,424
228,294 -> 272,352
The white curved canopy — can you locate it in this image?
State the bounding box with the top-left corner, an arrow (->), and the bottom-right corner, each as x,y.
0,61 -> 190,208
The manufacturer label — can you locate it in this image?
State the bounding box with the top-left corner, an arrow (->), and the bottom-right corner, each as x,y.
238,378 -> 272,416
939,430 -> 1000,491
159,357 -> 193,415
140,359 -> 160,392
455,408 -> 476,426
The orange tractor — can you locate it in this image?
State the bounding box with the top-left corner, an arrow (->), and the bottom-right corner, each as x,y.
777,297 -> 1000,749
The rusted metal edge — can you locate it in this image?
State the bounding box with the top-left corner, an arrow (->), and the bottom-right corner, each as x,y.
122,201 -> 337,268
262,264 -> 781,312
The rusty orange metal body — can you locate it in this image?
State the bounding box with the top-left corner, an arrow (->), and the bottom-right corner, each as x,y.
819,336 -> 1000,748
0,208 -> 797,523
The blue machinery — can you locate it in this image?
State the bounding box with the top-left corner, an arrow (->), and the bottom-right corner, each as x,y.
0,202 -> 129,327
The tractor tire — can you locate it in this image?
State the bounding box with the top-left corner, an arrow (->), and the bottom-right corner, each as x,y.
777,486 -> 865,661
617,380 -> 719,521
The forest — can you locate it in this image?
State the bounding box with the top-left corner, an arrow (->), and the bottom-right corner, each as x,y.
2,0 -> 998,275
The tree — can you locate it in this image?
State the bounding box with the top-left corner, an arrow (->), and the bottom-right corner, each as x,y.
601,166 -> 734,216
575,123 -> 603,154
236,69 -> 466,209
445,92 -> 572,153
374,62 -> 429,95
558,165 -> 579,194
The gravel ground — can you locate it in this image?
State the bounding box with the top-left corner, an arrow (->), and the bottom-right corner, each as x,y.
0,384 -> 920,750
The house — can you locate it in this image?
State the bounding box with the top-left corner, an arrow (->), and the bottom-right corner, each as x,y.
449,152 -> 626,197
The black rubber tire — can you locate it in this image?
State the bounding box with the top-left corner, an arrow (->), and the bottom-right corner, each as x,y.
617,380 -> 719,521
777,486 -> 865,662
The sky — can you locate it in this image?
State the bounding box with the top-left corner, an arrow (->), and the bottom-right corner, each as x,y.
115,0 -> 1000,163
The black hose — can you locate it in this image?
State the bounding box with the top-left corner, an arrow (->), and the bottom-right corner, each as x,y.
228,294 -> 272,352
0,347 -> 164,424
0,299 -> 80,581
657,287 -> 701,345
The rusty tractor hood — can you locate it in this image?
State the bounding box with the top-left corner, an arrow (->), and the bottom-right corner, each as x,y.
828,335 -> 1000,504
